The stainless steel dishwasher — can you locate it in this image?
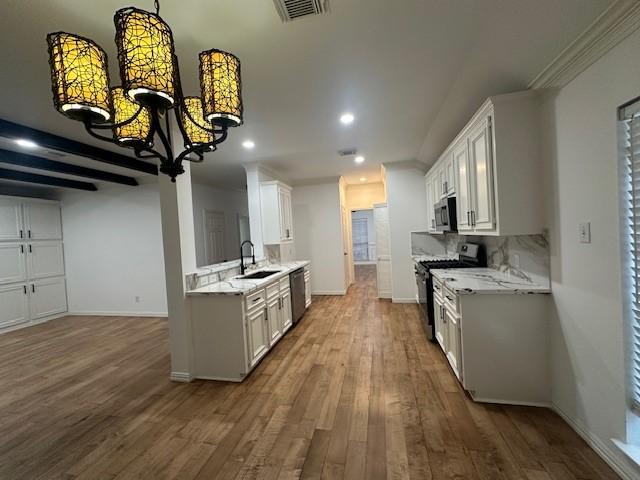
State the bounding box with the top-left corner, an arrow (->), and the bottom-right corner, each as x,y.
289,268 -> 306,324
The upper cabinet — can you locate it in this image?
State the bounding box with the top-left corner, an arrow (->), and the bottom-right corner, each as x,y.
260,181 -> 294,244
0,198 -> 62,241
426,91 -> 544,236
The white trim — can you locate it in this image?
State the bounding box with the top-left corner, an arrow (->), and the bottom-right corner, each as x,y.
170,371 -> 194,383
312,290 -> 346,295
68,311 -> 168,318
354,261 -> 376,265
470,395 -> 551,408
553,403 -> 640,480
392,297 -> 417,304
194,374 -> 244,382
529,0 -> 640,89
613,439 -> 640,470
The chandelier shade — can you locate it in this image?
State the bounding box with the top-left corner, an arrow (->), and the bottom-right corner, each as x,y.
114,7 -> 177,109
182,97 -> 215,146
111,86 -> 152,147
46,32 -> 112,123
199,49 -> 243,127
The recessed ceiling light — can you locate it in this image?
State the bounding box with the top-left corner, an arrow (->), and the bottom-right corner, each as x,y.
354,156 -> 365,164
340,113 -> 354,125
242,140 -> 255,149
360,177 -> 367,182
15,139 -> 38,149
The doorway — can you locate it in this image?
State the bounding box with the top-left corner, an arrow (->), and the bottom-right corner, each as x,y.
351,209 -> 377,286
204,210 -> 226,265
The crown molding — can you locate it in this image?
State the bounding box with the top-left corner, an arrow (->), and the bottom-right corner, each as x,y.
382,159 -> 427,173
529,0 -> 640,89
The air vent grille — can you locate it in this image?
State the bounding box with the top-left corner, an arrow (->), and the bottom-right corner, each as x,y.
338,148 -> 357,157
273,0 -> 329,22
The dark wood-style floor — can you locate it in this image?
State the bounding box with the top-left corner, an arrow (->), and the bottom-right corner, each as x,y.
0,265 -> 619,479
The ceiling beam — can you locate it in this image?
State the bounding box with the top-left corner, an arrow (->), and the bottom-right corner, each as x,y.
0,167 -> 97,191
0,148 -> 138,186
0,118 -> 158,176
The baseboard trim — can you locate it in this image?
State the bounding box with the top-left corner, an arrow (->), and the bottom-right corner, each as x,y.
312,290 -> 346,296
68,310 -> 168,318
170,371 -> 194,383
392,297 -> 418,304
552,403 -> 639,480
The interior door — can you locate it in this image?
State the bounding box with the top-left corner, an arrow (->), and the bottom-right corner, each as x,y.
0,284 -> 29,329
374,204 -> 392,299
29,277 -> 67,321
204,210 -> 226,264
469,116 -> 495,231
0,199 -> 23,241
24,203 -> 62,240
26,242 -> 65,280
454,139 -> 473,232
341,207 -> 353,289
0,243 -> 26,284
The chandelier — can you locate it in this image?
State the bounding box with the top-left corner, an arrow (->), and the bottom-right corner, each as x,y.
46,0 -> 243,181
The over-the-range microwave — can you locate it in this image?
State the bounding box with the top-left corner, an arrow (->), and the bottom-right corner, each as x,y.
434,197 -> 457,232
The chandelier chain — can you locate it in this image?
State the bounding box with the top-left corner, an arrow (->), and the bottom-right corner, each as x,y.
154,0 -> 160,15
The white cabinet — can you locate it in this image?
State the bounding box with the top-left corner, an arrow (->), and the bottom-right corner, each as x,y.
445,308 -> 462,382
261,181 -> 294,244
0,284 -> 29,329
425,175 -> 437,233
266,295 -> 282,345
247,306 -> 269,367
425,91 -> 544,236
24,203 -> 62,240
281,288 -> 292,332
304,266 -> 311,308
0,199 -> 23,241
29,277 -> 68,321
434,293 -> 447,350
0,243 -> 27,284
0,196 -> 67,333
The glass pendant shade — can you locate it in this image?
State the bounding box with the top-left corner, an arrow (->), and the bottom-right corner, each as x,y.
111,86 -> 152,146
47,32 -> 112,123
199,49 -> 243,127
182,97 -> 214,146
114,7 -> 176,108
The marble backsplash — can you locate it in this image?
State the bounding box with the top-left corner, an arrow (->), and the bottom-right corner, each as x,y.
411,231 -> 550,287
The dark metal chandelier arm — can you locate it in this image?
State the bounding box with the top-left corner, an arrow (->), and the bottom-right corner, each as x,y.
150,110 -> 174,161
83,120 -> 116,143
174,126 -> 228,164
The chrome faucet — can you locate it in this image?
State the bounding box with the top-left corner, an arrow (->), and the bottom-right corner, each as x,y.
240,240 -> 255,275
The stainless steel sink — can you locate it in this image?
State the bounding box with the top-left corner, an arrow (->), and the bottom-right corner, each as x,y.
240,270 -> 281,280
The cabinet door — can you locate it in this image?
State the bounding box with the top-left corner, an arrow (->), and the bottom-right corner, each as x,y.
425,176 -> 435,232
279,189 -> 293,241
27,242 -> 65,280
29,277 -> 67,321
434,295 -> 447,351
0,199 -> 23,241
24,203 -> 62,240
445,309 -> 462,381
0,284 -> 29,329
304,274 -> 311,308
0,243 -> 27,285
247,307 -> 269,366
444,153 -> 456,196
281,288 -> 292,332
267,297 -> 282,345
468,117 -> 495,232
454,139 -> 474,232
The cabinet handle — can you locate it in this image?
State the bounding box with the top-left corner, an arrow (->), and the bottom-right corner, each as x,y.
20,245 -> 24,254
471,211 -> 476,226
28,245 -> 32,253
467,211 -> 470,225
445,295 -> 453,302
264,307 -> 268,320
31,284 -> 35,293
28,230 -> 31,239
23,285 -> 26,295
252,297 -> 261,303
19,230 -> 23,239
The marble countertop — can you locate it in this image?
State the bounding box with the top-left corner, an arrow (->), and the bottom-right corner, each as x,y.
431,268 -> 551,295
187,260 -> 310,296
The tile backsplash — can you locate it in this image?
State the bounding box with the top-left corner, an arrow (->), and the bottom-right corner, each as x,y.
411,231 -> 550,286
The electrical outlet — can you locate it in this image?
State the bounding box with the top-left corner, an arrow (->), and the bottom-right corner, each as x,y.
579,222 -> 591,244
135,296 -> 140,303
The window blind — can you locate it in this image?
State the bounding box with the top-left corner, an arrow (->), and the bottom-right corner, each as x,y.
621,102 -> 640,411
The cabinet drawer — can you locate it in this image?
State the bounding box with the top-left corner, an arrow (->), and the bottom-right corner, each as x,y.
443,286 -> 459,315
432,276 -> 444,300
279,276 -> 290,290
246,289 -> 265,311
266,282 -> 280,300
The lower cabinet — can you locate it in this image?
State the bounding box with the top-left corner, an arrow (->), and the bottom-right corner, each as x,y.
247,306 -> 269,367
267,295 -> 282,345
0,277 -> 67,331
281,288 -> 292,332
304,266 -> 311,308
444,308 -> 462,381
0,283 -> 29,330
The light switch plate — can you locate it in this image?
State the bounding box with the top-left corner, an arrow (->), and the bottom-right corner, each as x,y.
579,222 -> 591,243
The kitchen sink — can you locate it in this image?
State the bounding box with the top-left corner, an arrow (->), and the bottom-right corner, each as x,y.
240,270 -> 281,279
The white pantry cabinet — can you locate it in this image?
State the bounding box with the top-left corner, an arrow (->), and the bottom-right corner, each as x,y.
0,196 -> 67,333
304,265 -> 311,308
260,181 -> 294,244
426,90 -> 544,236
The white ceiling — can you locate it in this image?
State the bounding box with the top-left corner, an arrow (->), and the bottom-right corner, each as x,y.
0,0 -> 611,189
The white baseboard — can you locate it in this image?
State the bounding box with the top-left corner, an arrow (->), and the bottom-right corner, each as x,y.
392,297 -> 418,304
312,290 -> 346,296
553,403 -> 639,480
68,310 -> 168,318
170,371 -> 194,383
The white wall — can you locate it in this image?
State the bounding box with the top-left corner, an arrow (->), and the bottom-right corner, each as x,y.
539,28 -> 640,477
60,182 -> 168,316
385,163 -> 427,302
191,183 -> 249,266
345,182 -> 386,210
292,181 -> 346,295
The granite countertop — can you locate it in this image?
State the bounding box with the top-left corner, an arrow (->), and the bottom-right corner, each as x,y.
412,253 -> 459,263
431,268 -> 551,295
187,260 -> 310,296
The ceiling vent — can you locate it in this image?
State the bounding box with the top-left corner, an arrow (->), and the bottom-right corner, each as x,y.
338,148 -> 357,157
273,0 -> 330,22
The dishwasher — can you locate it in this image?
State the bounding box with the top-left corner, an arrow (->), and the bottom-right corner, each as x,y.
289,268 -> 306,324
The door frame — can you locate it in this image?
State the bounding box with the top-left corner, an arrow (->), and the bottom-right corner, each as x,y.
203,209 -> 226,265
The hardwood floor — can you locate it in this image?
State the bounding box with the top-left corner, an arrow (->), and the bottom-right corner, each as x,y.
0,264 -> 619,479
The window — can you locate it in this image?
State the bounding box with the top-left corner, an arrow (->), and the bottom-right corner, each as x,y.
620,98 -> 640,413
